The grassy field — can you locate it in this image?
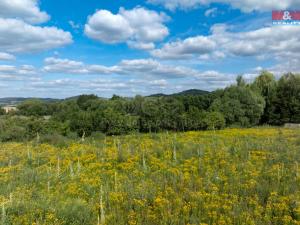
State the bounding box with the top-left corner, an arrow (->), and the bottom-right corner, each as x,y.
0,128 -> 300,225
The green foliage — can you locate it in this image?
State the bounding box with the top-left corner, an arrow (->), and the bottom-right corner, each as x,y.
56,199 -> 95,225
0,116 -> 70,142
0,116 -> 27,141
236,75 -> 246,87
210,85 -> 265,127
252,71 -> 277,124
17,100 -> 57,116
101,107 -> 139,135
270,73 -> 300,124
0,72 -> 299,141
0,107 -> 5,115
76,94 -> 98,110
184,106 -> 206,130
204,111 -> 226,130
139,98 -> 162,132
39,133 -> 70,148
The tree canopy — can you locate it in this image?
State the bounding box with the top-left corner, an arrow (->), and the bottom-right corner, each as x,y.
1,72 -> 299,142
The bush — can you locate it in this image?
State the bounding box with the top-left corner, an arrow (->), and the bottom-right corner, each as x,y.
0,108 -> 5,115
204,112 -> 226,130
56,199 -> 95,225
210,86 -> 265,127
39,133 -> 70,147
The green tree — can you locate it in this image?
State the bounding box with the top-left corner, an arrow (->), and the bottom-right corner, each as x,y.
252,71 -> 277,124
210,85 -> 265,127
139,99 -> 162,132
102,107 -> 138,135
185,106 -> 206,130
17,100 -> 49,116
77,95 -> 98,110
236,75 -> 246,87
159,97 -> 185,131
0,107 -> 5,115
204,111 -> 225,130
69,111 -> 93,136
270,73 -> 300,124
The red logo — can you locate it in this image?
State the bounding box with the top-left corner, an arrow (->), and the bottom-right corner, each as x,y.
272,10 -> 300,21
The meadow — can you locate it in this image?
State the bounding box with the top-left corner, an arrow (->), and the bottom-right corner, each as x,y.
0,128 -> 300,225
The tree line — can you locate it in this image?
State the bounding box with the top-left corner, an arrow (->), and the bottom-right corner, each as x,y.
0,71 -> 299,142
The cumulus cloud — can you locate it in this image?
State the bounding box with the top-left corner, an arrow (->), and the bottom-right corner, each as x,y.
43,57 -> 117,74
151,36 -> 216,59
28,80 -> 132,99
0,64 -> 37,81
213,25 -> 300,62
147,0 -> 300,12
43,57 -> 210,78
0,0 -> 49,24
0,52 -> 15,61
118,59 -> 201,78
2,55 -> 243,97
270,57 -> 300,75
0,1 -> 72,55
151,24 -> 300,60
27,69 -> 235,97
127,41 -> 155,50
84,7 -> 169,49
43,57 -> 88,74
27,77 -> 170,97
0,18 -> 73,53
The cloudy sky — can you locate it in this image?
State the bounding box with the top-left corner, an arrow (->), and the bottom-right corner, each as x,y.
0,0 -> 299,98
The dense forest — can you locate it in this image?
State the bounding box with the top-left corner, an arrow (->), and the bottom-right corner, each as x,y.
0,71 -> 299,143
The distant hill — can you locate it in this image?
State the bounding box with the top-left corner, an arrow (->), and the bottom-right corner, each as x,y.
148,89 -> 209,97
0,89 -> 210,106
0,97 -> 60,106
147,93 -> 167,97
173,89 -> 210,96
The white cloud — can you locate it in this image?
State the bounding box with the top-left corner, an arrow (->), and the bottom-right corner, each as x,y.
0,65 -> 16,73
27,70 -> 234,97
26,78 -> 167,98
118,59 -> 200,78
69,20 -> 81,30
0,1 -> 72,55
147,0 -> 300,12
219,25 -> 300,58
270,57 -> 300,75
43,57 -> 233,80
0,52 -> 15,61
84,7 -> 169,49
0,0 -> 49,24
149,79 -> 168,86
2,56 -> 243,97
205,7 -> 218,17
43,57 -> 117,74
44,57 -> 87,74
0,64 -> 37,81
151,24 -> 300,60
0,18 -> 73,53
127,41 -> 155,50
151,36 -> 216,59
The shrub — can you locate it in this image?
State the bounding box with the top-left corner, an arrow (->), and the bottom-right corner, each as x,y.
204,111 -> 226,130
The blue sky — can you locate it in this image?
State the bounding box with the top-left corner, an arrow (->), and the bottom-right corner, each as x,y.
0,0 -> 299,98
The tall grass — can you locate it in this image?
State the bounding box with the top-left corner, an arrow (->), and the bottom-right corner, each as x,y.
0,128 -> 299,224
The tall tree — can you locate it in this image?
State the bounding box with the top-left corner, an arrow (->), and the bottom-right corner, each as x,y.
271,73 -> 300,124
252,71 -> 277,124
210,85 -> 265,127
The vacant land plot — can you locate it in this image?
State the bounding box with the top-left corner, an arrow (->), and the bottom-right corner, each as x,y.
0,128 -> 299,224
